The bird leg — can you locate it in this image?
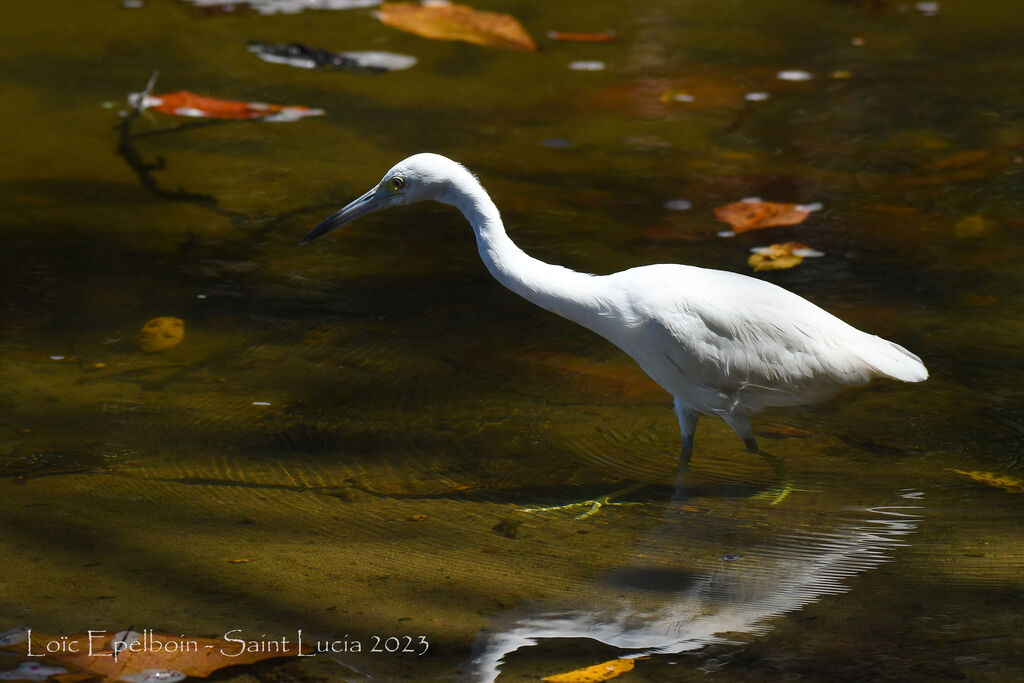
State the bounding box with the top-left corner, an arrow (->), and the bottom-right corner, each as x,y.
672,399 -> 699,501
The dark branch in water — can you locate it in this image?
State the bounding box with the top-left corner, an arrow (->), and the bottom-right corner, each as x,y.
115,71 -> 241,215
114,71 -> 336,235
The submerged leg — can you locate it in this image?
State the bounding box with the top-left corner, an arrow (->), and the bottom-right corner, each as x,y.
723,414 -> 799,504
723,413 -> 760,454
672,398 -> 700,501
674,397 -> 700,464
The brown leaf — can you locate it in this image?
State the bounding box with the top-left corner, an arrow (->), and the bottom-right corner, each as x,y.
542,658 -> 637,683
4,630 -> 308,681
138,317 -> 184,353
714,200 -> 811,233
374,1 -> 537,51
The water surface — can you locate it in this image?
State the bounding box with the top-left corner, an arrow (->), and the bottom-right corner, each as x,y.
2,0 -> 1023,681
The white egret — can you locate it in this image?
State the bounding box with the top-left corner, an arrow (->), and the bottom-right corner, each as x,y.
302,154 -> 927,471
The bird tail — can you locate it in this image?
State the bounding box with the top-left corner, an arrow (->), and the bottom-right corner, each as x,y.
861,336 -> 928,383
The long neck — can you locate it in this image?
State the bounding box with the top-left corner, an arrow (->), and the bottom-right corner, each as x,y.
440,175 -> 607,331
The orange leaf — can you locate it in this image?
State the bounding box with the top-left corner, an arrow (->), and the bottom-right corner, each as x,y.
139,91 -> 324,121
714,200 -> 811,233
542,658 -> 637,683
374,1 -> 538,51
547,31 -> 617,43
4,630 -> 309,681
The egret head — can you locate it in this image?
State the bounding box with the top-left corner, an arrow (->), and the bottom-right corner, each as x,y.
300,153 -> 472,244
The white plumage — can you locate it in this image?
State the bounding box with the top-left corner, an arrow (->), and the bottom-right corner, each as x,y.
302,153 -> 927,459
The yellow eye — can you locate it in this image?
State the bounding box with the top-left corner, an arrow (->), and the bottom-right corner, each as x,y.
390,176 -> 405,191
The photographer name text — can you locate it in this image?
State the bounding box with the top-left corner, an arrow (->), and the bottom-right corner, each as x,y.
24,629 -> 429,659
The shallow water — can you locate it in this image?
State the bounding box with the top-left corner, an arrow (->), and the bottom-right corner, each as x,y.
2,0 -> 1023,681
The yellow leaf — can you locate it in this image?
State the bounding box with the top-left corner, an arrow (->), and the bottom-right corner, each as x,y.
950,469 -> 1024,493
747,242 -> 821,272
374,1 -> 537,51
542,658 -> 636,683
138,317 -> 184,353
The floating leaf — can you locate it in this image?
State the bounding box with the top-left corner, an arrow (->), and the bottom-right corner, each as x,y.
747,242 -> 824,271
132,91 -> 324,121
247,42 -> 417,72
714,199 -> 816,234
542,658 -> 636,683
546,30 -> 617,43
138,317 -> 185,353
373,1 -> 538,51
950,469 -> 1024,493
2,631 -> 308,681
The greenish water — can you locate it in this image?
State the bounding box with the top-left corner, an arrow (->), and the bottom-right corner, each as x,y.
2,0 -> 1023,681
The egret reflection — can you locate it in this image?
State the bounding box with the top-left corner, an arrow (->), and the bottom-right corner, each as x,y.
461,496 -> 922,681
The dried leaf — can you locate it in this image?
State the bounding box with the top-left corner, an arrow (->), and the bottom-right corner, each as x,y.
138,317 -> 184,353
135,91 -> 324,121
714,200 -> 812,233
374,1 -> 537,51
747,242 -> 823,272
542,658 -> 636,683
2,631 -> 308,681
950,469 -> 1024,493
547,31 -> 617,43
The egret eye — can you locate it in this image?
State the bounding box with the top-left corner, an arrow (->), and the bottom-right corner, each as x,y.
390,176 -> 406,191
